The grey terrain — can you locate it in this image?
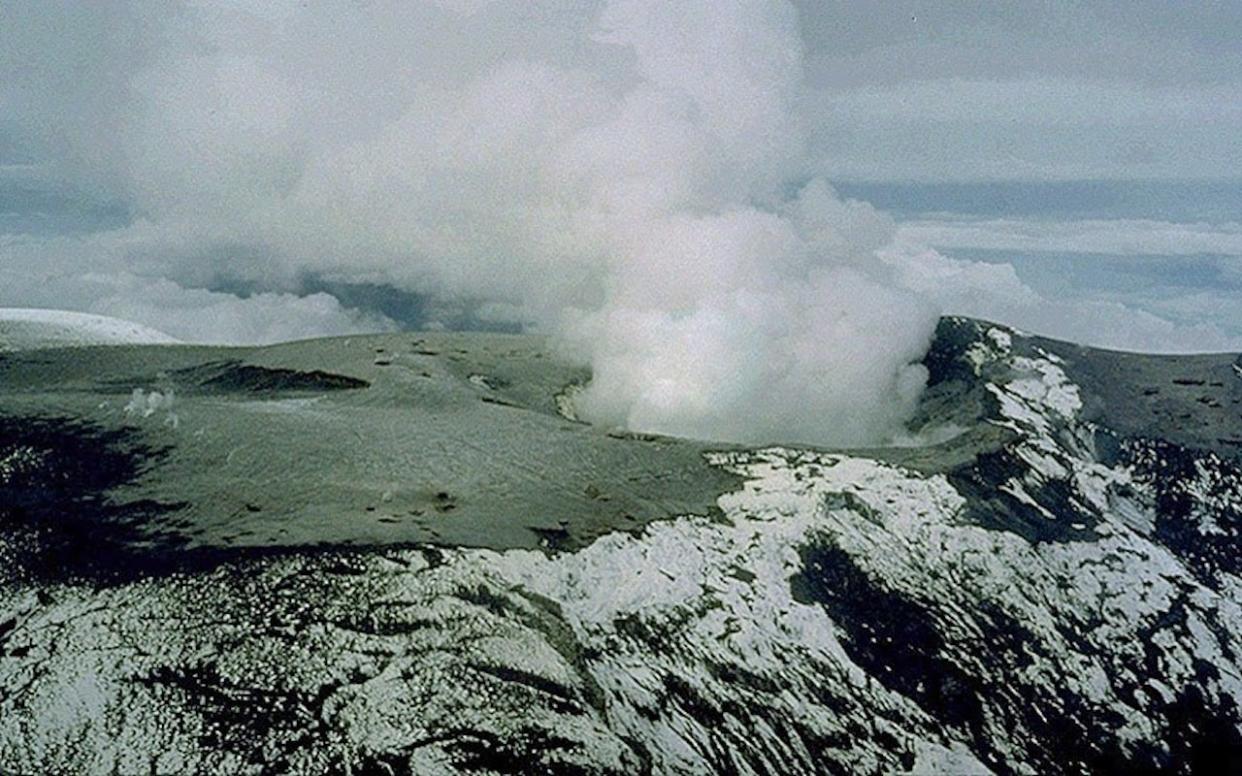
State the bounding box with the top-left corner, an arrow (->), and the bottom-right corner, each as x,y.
1,317 -> 1240,774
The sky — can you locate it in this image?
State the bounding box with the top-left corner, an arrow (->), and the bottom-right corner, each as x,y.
1,1 -> 1239,445
798,2 -> 1242,182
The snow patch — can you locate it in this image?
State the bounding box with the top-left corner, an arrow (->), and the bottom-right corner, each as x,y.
964,326 -> 1014,375
0,308 -> 178,351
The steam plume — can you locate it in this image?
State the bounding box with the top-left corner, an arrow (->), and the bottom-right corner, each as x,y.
1,0 -> 940,446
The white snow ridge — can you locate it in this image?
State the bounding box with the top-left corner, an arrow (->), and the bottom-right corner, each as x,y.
0,308 -> 178,352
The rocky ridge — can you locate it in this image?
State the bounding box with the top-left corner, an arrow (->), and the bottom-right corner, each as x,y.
1,318 -> 1240,774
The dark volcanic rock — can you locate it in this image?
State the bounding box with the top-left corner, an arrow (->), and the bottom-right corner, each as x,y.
179,361 -> 371,395
0,416 -> 185,583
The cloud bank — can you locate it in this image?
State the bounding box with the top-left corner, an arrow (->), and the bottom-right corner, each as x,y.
899,218 -> 1242,259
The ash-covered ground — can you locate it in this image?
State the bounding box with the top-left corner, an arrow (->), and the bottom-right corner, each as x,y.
1,316 -> 1241,774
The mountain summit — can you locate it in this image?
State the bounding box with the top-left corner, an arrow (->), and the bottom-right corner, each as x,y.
1,317 -> 1240,774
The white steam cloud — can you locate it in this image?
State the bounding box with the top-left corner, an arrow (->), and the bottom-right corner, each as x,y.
1,0 -> 945,447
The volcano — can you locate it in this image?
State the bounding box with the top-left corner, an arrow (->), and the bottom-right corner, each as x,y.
1,314 -> 1240,774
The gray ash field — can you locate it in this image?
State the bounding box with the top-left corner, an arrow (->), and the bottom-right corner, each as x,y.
2,317 -> 1241,774
0,331 -> 737,563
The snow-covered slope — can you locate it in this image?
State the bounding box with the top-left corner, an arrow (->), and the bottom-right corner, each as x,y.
1,319 -> 1240,774
0,308 -> 177,351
